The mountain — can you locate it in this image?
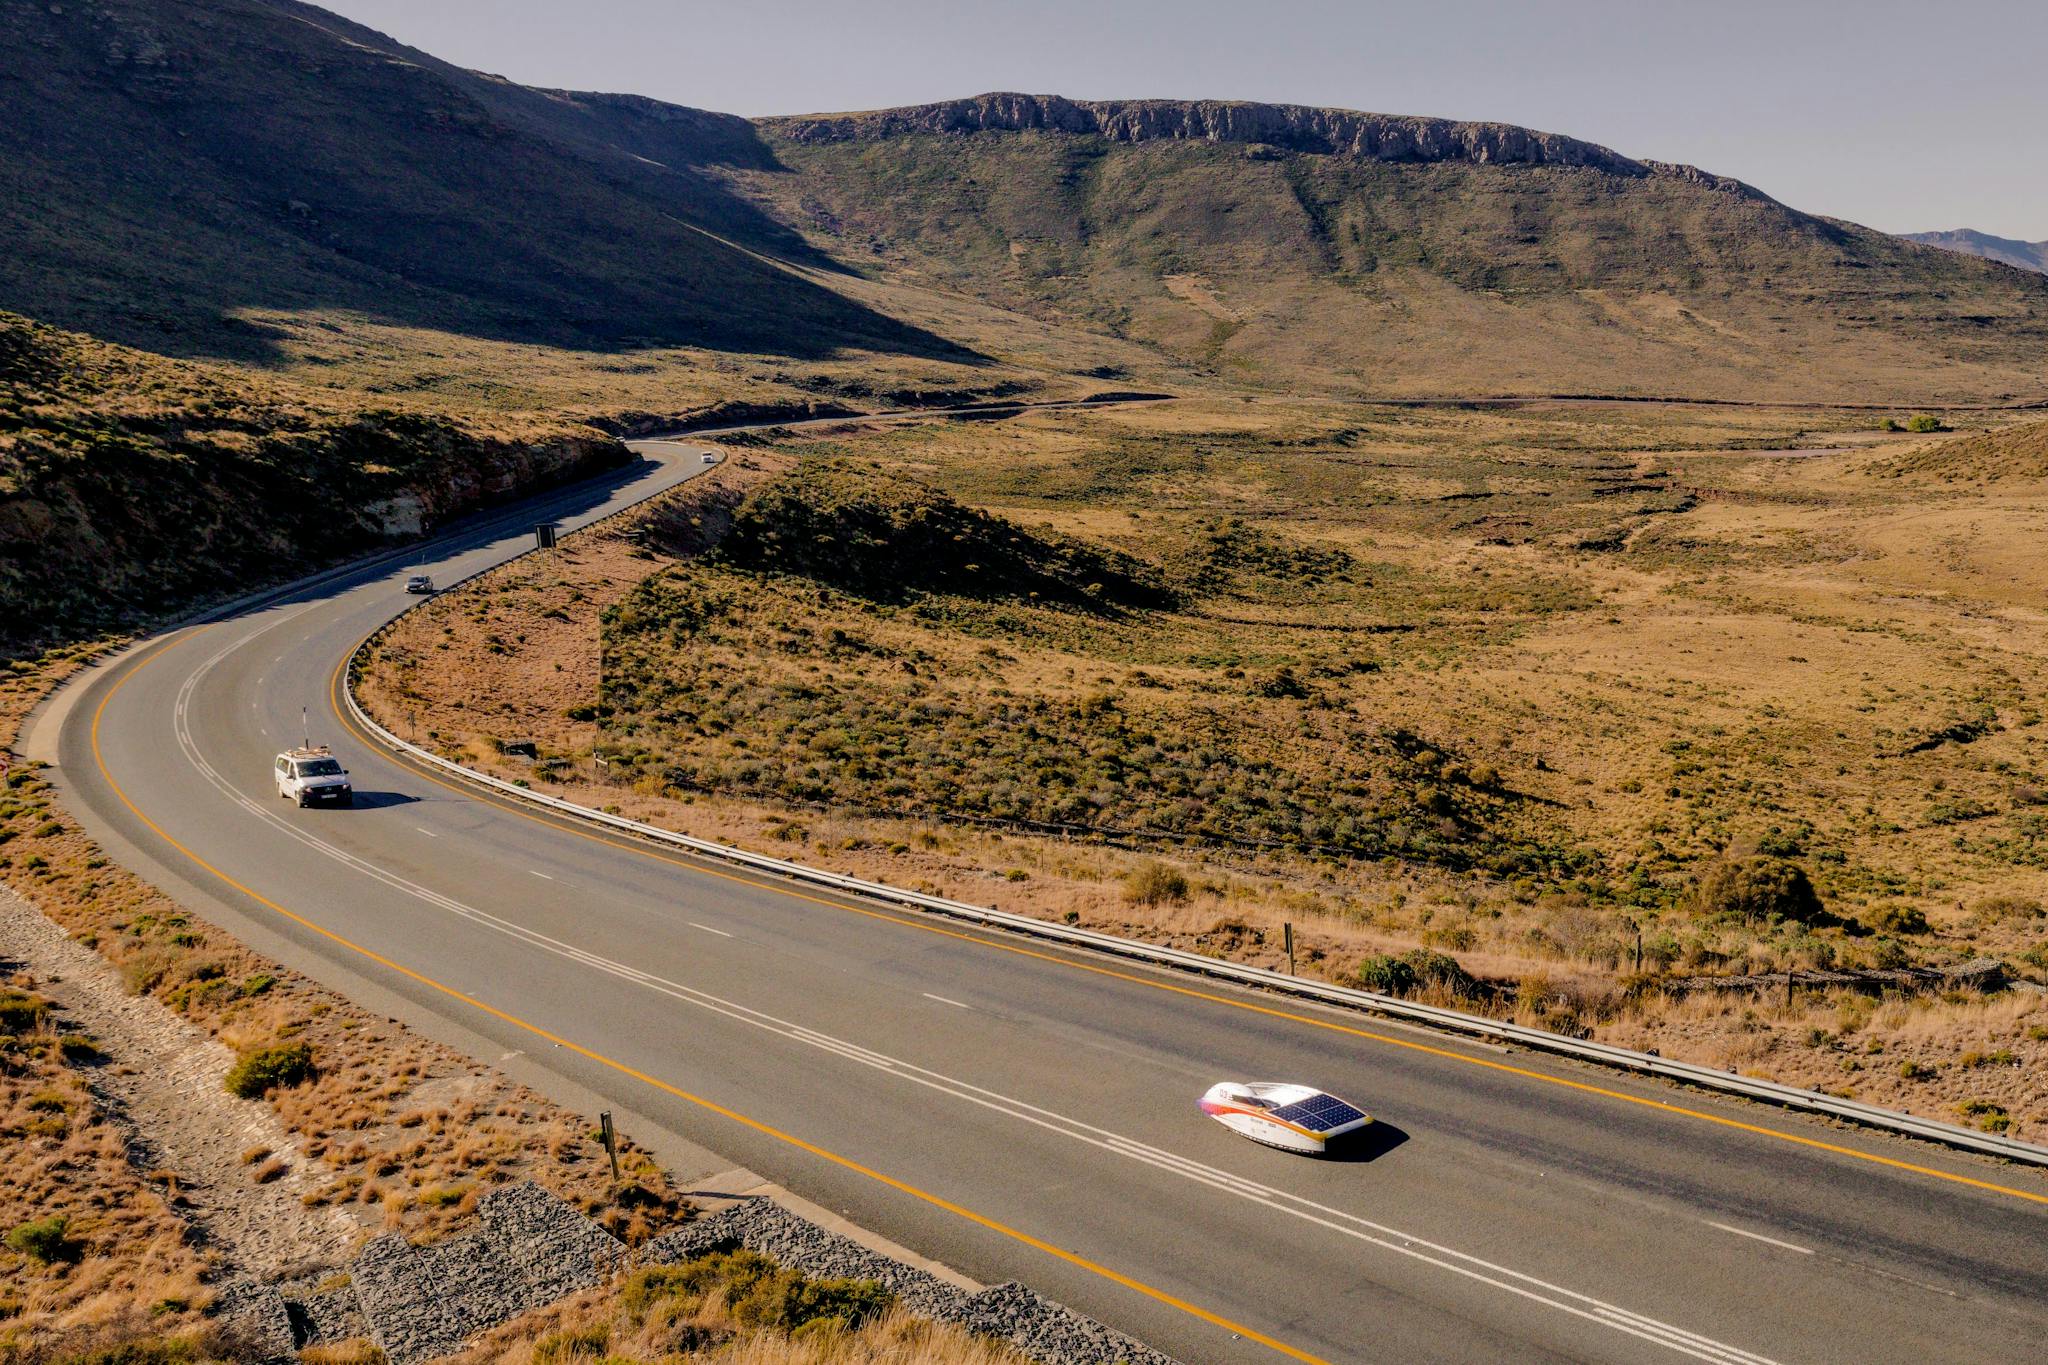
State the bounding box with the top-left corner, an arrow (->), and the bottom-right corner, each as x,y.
2,3 -> 2046,407
736,94 -> 2048,402
1902,230 -> 2048,275
0,0 -> 967,365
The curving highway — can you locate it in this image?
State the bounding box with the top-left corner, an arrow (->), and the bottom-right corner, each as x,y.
35,437 -> 2048,1363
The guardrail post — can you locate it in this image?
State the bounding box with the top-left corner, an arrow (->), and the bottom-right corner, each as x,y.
1284,922 -> 1295,976
598,1110 -> 619,1184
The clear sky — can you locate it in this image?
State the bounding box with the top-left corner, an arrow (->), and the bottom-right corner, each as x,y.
314,0 -> 2046,238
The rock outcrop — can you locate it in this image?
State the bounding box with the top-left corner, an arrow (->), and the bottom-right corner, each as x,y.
763,92 -> 1767,197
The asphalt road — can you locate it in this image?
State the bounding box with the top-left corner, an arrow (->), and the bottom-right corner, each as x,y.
38,438 -> 2048,1364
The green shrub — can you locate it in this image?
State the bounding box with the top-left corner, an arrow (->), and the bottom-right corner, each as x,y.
1863,903 -> 1930,936
1958,1099 -> 2011,1133
1400,948 -> 1479,999
1688,856 -> 1824,926
1905,414 -> 1944,433
6,1215 -> 81,1265
224,1042 -> 315,1098
1357,954 -> 1417,995
0,989 -> 47,1033
1121,861 -> 1189,907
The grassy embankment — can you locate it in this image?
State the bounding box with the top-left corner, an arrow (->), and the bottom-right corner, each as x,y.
0,311 -> 632,662
360,399 -> 2048,1145
450,1253 -> 1021,1365
0,977 -> 208,1355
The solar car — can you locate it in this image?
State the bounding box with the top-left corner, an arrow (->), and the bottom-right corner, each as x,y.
1198,1081 -> 1372,1154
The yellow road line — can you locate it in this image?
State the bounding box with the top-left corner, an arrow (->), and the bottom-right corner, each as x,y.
88,629 -> 1325,1365
329,660 -> 2048,1211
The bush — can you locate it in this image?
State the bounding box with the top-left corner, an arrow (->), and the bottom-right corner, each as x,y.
1863,903 -> 1930,936
1688,857 -> 1824,926
1121,861 -> 1189,907
6,1215 -> 81,1265
1400,948 -> 1479,999
1357,954 -> 1417,995
224,1043 -> 315,1099
1958,1100 -> 2011,1134
0,989 -> 47,1033
1905,414 -> 1945,433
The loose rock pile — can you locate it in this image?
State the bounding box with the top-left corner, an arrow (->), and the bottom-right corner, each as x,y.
223,1182 -> 1179,1365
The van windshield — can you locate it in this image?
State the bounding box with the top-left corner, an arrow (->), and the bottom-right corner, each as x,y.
298,758 -> 343,777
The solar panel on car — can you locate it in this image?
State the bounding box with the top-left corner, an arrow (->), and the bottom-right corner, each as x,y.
1268,1094 -> 1366,1130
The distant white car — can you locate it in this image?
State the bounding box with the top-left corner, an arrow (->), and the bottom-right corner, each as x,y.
701,452 -> 720,464
275,747 -> 353,807
1199,1082 -> 1372,1155
404,574 -> 435,594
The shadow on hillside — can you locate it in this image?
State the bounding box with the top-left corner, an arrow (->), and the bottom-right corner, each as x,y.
0,1 -> 977,369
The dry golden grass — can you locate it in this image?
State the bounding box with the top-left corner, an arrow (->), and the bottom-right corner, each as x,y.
448,1255 -> 1024,1365
0,977 -> 214,1360
359,397 -> 2048,1141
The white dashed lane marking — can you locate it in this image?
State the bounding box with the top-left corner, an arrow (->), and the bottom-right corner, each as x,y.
1705,1222 -> 1814,1255
923,993 -> 971,1009
690,922 -> 733,937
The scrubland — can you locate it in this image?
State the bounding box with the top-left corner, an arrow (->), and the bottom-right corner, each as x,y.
362,399 -> 2048,1142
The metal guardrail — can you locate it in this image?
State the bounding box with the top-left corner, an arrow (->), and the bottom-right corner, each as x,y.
340,452 -> 2048,1173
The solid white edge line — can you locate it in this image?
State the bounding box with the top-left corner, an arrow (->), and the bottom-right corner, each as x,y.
1705,1222 -> 1816,1255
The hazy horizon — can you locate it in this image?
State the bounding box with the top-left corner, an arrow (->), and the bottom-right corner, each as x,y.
308,0 -> 2047,240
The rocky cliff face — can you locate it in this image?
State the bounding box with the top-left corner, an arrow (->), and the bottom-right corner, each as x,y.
762,92 -> 1765,196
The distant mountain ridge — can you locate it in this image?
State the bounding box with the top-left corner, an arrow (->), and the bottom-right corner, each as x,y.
762,92 -> 1768,198
744,94 -> 2048,402
1903,230 -> 2048,274
3,2 -> 2048,403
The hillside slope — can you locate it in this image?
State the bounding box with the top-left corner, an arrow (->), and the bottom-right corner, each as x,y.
0,0 -> 965,365
1872,415 -> 2048,481
0,311 -> 620,660
1903,230 -> 2048,275
739,94 -> 2048,402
